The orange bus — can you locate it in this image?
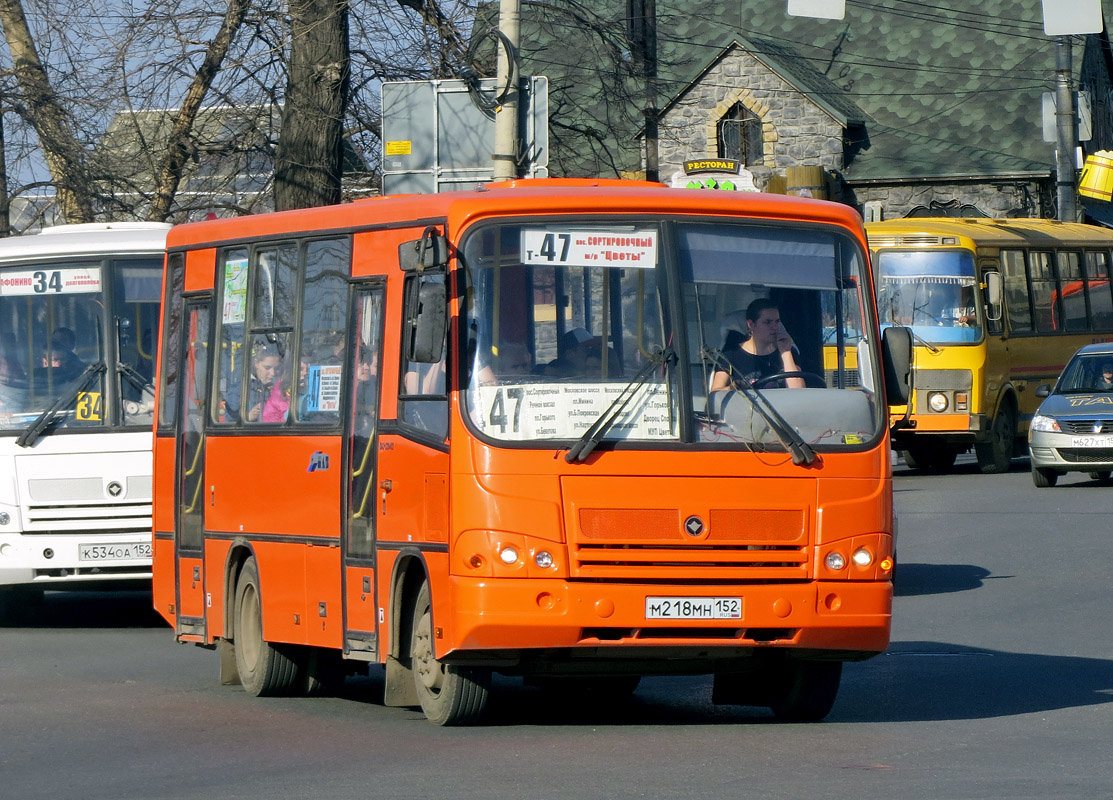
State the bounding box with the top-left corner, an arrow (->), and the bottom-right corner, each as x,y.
152,179 -> 910,724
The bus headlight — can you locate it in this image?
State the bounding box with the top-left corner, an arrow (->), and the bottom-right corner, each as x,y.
825,552 -> 846,570
454,530 -> 567,578
1031,414 -> 1061,432
852,548 -> 873,567
927,392 -> 949,412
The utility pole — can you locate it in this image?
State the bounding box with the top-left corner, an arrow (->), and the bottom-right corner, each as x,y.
628,0 -> 658,182
1055,36 -> 1078,222
492,0 -> 520,181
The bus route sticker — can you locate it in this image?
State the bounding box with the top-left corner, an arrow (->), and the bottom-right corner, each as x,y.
520,228 -> 657,268
0,266 -> 102,295
472,381 -> 674,441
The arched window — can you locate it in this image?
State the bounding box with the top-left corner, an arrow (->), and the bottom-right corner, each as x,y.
717,103 -> 764,165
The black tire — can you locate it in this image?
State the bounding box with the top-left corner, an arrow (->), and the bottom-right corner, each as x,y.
902,445 -> 957,471
768,661 -> 843,722
976,405 -> 1015,474
1089,471 -> 1112,482
1032,466 -> 1058,488
411,581 -> 490,725
233,557 -> 301,697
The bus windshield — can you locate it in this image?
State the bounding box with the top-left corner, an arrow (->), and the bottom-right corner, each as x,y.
0,257 -> 162,432
876,249 -> 980,345
462,219 -> 881,451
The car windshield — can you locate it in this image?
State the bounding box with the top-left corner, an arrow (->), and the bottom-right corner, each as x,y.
461,219 -> 882,452
1057,354 -> 1113,394
876,249 -> 981,345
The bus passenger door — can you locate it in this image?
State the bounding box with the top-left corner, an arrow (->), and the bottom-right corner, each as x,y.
342,285 -> 385,657
175,301 -> 211,640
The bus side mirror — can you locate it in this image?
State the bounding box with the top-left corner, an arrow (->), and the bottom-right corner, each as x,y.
404,275 -> 447,363
399,229 -> 449,271
983,272 -> 1002,322
881,325 -> 912,406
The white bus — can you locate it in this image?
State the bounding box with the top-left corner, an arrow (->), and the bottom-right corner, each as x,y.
0,223 -> 169,616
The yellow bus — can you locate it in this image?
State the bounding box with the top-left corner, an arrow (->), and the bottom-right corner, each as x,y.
867,217 -> 1113,473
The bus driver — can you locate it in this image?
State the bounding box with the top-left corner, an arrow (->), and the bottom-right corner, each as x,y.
711,298 -> 806,390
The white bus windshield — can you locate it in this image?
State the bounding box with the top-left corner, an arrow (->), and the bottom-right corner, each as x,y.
0,257 -> 161,432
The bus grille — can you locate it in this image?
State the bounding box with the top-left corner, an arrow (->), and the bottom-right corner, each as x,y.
868,235 -> 945,247
571,508 -> 810,581
1057,448 -> 1113,463
23,501 -> 152,532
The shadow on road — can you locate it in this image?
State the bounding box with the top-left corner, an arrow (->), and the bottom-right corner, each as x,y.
332,638 -> 1113,727
893,562 -> 1003,597
835,639 -> 1113,723
0,589 -> 165,629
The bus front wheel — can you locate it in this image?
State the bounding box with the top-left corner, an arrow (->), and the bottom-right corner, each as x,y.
233,556 -> 301,697
768,661 -> 843,722
976,405 -> 1015,474
410,581 -> 490,726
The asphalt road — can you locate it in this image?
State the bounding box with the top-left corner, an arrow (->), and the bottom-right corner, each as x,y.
2,454 -> 1112,799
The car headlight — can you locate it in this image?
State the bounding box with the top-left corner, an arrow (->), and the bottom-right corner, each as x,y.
1031,414 -> 1061,432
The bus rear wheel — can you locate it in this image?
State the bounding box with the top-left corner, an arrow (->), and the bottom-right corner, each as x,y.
233,556 -> 301,696
976,405 -> 1015,474
410,581 -> 490,726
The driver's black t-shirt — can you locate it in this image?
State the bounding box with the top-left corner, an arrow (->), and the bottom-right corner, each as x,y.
720,347 -> 786,388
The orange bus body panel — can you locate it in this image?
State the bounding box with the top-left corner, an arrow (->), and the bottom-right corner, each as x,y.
203,435 -> 341,539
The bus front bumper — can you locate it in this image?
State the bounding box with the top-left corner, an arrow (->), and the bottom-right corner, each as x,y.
444,577 -> 892,666
0,532 -> 152,588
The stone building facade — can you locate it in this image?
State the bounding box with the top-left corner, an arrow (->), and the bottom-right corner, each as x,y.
655,39 -> 1088,221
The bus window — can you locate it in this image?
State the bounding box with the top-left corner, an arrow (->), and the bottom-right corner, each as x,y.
1001,249 -> 1032,333
400,271 -> 448,439
244,245 -> 297,425
214,247 -> 249,423
1055,252 -> 1086,332
1029,251 -> 1058,333
157,252 -> 186,430
1085,251 -> 1113,331
114,258 -> 163,425
294,238 -> 350,423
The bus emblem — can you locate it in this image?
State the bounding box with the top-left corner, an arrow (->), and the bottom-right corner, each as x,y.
308,452 -> 330,472
684,516 -> 705,537
106,481 -> 123,498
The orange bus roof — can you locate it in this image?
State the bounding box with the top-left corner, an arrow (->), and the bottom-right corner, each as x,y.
166,180 -> 867,249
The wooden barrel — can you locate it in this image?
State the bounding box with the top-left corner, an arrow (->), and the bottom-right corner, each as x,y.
1079,151 -> 1113,202
785,165 -> 828,200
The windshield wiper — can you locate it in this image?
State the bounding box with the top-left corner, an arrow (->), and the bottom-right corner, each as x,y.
118,362 -> 153,394
565,347 -> 675,463
16,362 -> 107,448
909,329 -> 940,354
700,347 -> 817,467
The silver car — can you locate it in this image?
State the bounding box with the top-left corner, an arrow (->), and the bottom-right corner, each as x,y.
1029,343 -> 1113,487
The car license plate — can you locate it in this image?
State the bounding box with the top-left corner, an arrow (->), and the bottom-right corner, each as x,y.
78,542 -> 152,561
1070,436 -> 1113,447
645,596 -> 742,620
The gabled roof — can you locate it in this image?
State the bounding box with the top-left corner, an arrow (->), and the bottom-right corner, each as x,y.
517,0 -> 1099,181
